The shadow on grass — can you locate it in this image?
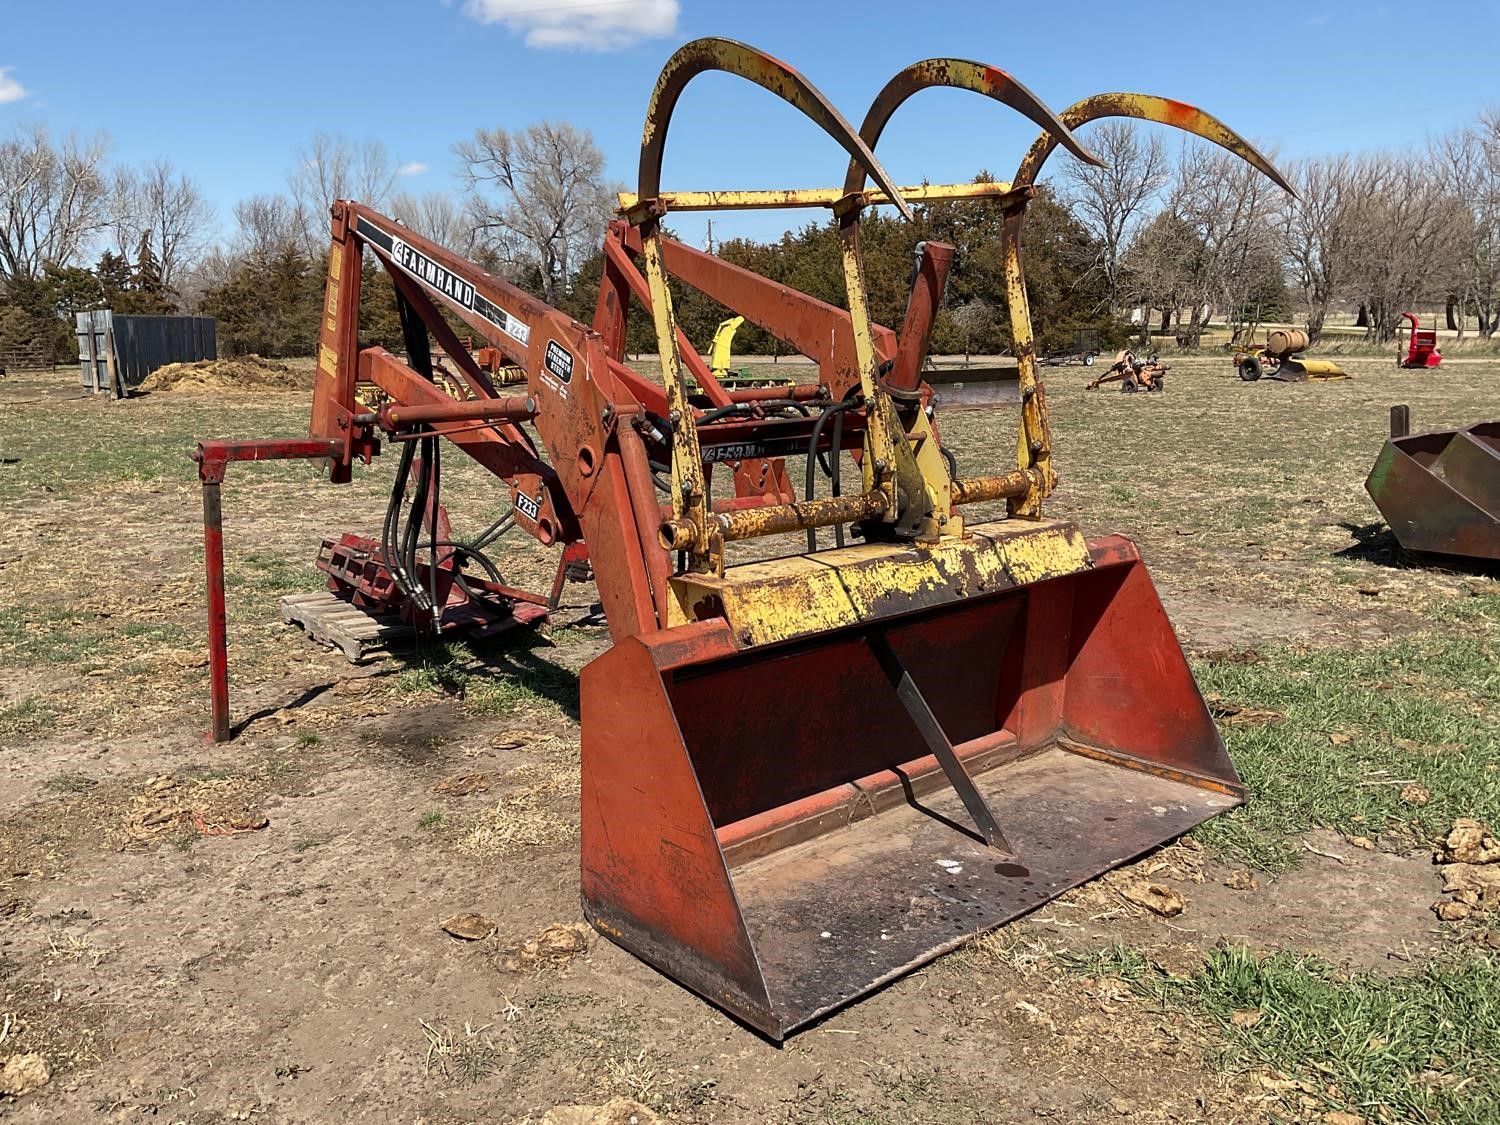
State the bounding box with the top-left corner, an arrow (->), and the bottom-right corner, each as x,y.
1335,521 -> 1498,577
233,680 -> 337,737
388,628 -> 582,722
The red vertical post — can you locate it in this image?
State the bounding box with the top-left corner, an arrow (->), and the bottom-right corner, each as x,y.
201,473 -> 231,743
889,240 -> 955,391
311,202 -> 363,483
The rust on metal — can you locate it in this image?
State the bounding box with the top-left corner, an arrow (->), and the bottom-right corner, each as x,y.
377,395 -> 537,429
1014,91 -> 1293,193
846,58 -> 1101,197
660,489 -> 889,550
617,180 -> 1028,213
636,36 -> 912,220
949,469 -> 1044,506
1366,416 -> 1500,562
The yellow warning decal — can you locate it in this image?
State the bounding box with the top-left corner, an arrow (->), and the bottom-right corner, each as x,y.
318,344 -> 338,378
325,246 -> 343,330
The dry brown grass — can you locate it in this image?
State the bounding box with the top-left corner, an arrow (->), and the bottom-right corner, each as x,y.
450,762 -> 579,859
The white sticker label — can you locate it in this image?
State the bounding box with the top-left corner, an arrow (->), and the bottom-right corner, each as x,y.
356,216 -> 531,347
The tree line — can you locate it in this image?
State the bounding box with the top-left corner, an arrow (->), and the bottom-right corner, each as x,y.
1,107 -> 1495,366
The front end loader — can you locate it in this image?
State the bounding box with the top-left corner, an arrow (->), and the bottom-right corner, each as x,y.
191,40 -> 1290,1039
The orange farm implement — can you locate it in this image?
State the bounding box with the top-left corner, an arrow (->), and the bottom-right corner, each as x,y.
190,41 -> 1291,1039
1086,349 -> 1167,392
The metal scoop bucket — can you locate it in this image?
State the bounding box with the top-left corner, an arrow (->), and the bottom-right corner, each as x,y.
579,530 -> 1240,1038
1367,413 -> 1500,562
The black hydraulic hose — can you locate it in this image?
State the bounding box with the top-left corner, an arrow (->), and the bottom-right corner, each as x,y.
401,440 -> 434,612
390,284 -> 440,615
696,398 -> 813,425
804,397 -> 863,552
427,541 -> 505,586
830,406 -> 845,548
468,511 -> 515,552
426,438 -> 442,630
382,438 -> 418,600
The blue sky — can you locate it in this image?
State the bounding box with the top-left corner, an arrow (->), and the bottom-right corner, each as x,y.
3,0 -> 1497,249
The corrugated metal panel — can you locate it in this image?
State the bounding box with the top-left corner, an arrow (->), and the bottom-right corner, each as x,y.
75,311 -> 217,393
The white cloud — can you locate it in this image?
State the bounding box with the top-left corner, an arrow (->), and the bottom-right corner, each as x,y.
398,161 -> 429,176
462,0 -> 679,51
0,67 -> 27,104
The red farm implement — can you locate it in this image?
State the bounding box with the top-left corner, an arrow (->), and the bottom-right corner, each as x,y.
190,41 -> 1291,1039
1398,312 -> 1444,369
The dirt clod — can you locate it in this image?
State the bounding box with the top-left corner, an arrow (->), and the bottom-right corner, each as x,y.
1223,869 -> 1258,891
1440,863 -> 1500,910
440,912 -> 497,941
0,1053 -> 51,1097
541,1097 -> 663,1125
1230,1008 -> 1264,1028
1322,1112 -> 1367,1125
432,772 -> 491,796
1400,784 -> 1431,807
496,921 -> 593,973
1436,818 -> 1500,865
1434,900 -> 1472,922
1121,882 -> 1186,917
1207,696 -> 1284,727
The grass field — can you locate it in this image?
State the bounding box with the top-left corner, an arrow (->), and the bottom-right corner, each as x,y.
0,352 -> 1496,1123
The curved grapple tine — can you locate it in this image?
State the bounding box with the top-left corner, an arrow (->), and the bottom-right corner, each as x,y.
1015,92 -> 1293,195
845,59 -> 1101,195
638,37 -> 912,219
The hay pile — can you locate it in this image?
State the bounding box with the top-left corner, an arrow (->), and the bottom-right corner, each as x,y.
139,355 -> 309,393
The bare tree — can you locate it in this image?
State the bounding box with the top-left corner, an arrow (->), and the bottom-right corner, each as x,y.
1431,112 -> 1500,336
390,191 -> 474,254
455,121 -> 618,303
230,193 -> 303,261
1338,154 -> 1468,341
949,299 -> 992,363
1122,210 -> 1199,345
288,133 -> 398,249
1280,154 -> 1358,342
1057,122 -> 1170,309
109,158 -> 215,291
1169,144 -> 1287,345
0,124 -> 111,280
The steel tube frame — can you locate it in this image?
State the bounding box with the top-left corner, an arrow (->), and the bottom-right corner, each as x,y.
192,439 -> 346,743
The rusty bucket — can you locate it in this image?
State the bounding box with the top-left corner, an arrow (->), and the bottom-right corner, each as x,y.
1366,414 -> 1500,562
578,530 -> 1240,1039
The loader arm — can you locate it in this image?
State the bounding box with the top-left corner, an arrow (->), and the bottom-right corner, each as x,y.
306,200 -> 677,640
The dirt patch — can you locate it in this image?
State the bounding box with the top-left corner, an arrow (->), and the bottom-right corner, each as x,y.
1013,833 -> 1444,971
138,355 -> 309,394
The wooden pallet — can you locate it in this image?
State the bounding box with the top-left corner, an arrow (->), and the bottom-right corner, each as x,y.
280,591 -> 414,663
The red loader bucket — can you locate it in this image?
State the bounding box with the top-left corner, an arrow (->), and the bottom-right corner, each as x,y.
579,532 -> 1240,1039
